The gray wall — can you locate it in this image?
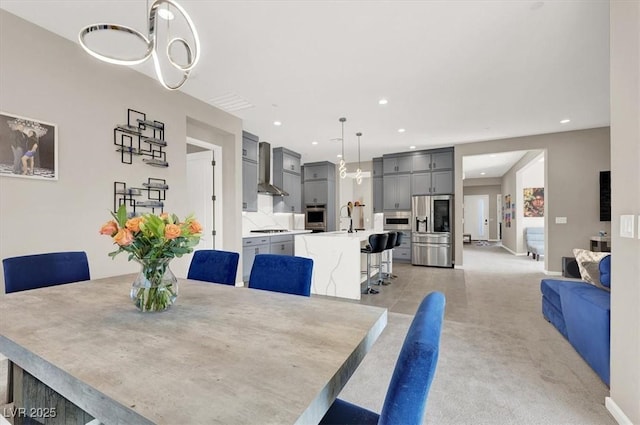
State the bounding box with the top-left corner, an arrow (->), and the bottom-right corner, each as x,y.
462,182 -> 501,240
500,151 -> 548,255
610,2 -> 640,422
454,128 -> 610,273
0,10 -> 244,291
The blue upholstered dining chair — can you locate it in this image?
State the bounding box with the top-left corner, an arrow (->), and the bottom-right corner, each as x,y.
320,291 -> 446,425
3,251 -> 90,294
187,250 -> 240,285
248,254 -> 313,296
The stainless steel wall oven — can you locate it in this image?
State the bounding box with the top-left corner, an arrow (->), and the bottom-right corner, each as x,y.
305,205 -> 327,232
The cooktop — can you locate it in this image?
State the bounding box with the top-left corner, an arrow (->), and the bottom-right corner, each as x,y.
250,229 -> 289,233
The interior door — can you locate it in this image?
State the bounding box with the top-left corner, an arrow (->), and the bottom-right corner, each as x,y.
187,150 -> 215,249
463,195 -> 489,241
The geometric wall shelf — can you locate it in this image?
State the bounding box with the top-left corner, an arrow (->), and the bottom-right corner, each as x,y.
114,178 -> 168,216
114,108 -> 168,167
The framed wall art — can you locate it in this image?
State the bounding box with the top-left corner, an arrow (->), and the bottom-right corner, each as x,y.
0,111 -> 58,180
524,187 -> 544,217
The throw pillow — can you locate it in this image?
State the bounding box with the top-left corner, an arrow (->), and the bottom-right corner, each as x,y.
573,248 -> 610,289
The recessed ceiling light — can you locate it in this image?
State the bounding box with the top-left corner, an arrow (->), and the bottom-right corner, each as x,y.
398,128 -> 406,133
490,154 -> 497,158
337,154 -> 342,158
480,172 -> 486,176
273,121 -> 282,126
311,141 -> 318,145
409,145 -> 416,150
560,119 -> 571,124
378,99 -> 388,105
158,8 -> 175,20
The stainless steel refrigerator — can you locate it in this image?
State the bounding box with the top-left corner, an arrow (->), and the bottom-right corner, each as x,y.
411,195 -> 454,267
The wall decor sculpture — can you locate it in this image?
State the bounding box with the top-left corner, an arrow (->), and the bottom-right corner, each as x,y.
114,178 -> 169,216
115,108 -> 168,167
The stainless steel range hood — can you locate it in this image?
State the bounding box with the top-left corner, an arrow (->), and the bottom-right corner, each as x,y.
258,142 -> 289,196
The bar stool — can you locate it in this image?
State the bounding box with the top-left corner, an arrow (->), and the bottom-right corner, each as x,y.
361,233 -> 388,295
389,231 -> 404,280
380,232 -> 397,285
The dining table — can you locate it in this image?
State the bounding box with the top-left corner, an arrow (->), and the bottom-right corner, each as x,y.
0,274 -> 387,425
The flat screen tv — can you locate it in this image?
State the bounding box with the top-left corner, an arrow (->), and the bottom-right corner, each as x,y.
600,171 -> 611,221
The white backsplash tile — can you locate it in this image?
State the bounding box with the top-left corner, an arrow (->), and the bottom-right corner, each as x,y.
243,194 -> 305,232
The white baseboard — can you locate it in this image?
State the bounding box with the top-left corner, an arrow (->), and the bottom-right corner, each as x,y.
454,264 -> 464,270
500,245 -> 523,255
544,270 -> 562,276
605,397 -> 633,425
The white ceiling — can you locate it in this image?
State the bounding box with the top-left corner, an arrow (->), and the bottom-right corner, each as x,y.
463,150 -> 531,179
1,0 -> 610,170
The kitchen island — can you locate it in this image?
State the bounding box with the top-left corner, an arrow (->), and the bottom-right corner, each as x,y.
295,230 -> 391,300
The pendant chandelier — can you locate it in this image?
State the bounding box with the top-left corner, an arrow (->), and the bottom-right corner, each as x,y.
338,117 -> 347,179
78,0 -> 200,90
355,132 -> 362,185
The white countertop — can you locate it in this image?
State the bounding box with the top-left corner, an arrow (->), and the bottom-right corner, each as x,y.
300,230 -> 382,242
243,229 -> 313,238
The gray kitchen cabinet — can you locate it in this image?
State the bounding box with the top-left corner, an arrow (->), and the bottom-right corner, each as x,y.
242,159 -> 258,211
242,131 -> 259,212
383,174 -> 411,210
242,131 -> 259,162
410,148 -> 453,195
412,149 -> 453,172
273,147 -> 302,213
304,163 -> 334,181
242,237 -> 270,281
393,231 -> 412,262
373,176 -> 383,213
431,170 -> 453,194
303,161 -> 337,231
304,180 -> 328,205
270,234 -> 294,256
411,170 -> 453,195
411,172 -> 431,196
431,151 -> 453,170
383,154 -> 412,175
372,157 -> 383,177
274,171 -> 302,213
411,152 -> 431,172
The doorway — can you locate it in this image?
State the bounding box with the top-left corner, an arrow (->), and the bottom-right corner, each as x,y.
186,138 -> 223,249
463,195 -> 490,241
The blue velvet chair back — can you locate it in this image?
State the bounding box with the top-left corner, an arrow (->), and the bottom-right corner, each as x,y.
378,291 -> 446,424
248,254 -> 313,296
3,251 -> 90,294
187,250 -> 240,285
319,291 -> 446,425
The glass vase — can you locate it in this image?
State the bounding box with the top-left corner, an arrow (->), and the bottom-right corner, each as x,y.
131,258 -> 178,312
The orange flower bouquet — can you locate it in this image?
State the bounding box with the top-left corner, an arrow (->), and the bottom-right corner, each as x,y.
100,204 -> 202,312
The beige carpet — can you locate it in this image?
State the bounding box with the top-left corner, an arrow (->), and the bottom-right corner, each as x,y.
338,244 -> 615,425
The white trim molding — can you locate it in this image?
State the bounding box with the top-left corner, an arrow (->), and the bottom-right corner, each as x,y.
605,397 -> 633,425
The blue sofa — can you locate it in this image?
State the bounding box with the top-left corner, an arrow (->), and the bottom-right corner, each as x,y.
540,255 -> 611,385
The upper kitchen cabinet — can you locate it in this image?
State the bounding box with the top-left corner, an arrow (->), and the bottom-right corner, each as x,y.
242,131 -> 259,212
412,149 -> 453,172
304,163 -> 335,181
383,174 -> 411,210
372,157 -> 383,213
242,131 -> 259,162
372,157 -> 383,177
273,147 -> 302,213
411,148 -> 454,195
383,154 -> 412,175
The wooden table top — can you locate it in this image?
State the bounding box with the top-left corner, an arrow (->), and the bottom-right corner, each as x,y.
0,275 -> 387,425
